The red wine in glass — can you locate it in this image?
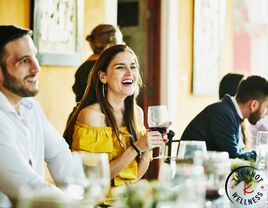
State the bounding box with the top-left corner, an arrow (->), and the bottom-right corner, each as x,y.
149,127 -> 167,134
148,105 -> 169,159
205,188 -> 223,200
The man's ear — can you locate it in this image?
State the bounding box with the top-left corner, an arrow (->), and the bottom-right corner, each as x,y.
249,99 -> 259,112
99,71 -> 107,84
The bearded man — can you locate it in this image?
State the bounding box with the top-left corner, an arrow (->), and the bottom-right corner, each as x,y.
180,76 -> 268,161
0,25 -> 73,207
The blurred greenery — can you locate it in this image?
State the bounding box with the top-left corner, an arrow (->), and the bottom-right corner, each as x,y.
112,180 -> 178,208
230,158 -> 255,185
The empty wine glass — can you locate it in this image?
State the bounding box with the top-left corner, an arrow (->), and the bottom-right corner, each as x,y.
65,151 -> 110,207
256,131 -> 268,145
148,105 -> 169,159
171,164 -> 206,207
177,140 -> 207,163
17,184 -> 75,208
255,131 -> 268,167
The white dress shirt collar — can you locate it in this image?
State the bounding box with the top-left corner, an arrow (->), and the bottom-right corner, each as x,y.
231,96 -> 244,120
0,92 -> 33,114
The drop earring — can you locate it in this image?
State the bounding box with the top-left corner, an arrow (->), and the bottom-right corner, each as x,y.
102,83 -> 106,98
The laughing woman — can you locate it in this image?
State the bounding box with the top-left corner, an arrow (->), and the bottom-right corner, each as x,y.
63,44 -> 165,204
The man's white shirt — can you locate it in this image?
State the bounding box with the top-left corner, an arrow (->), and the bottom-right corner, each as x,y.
0,92 -> 72,207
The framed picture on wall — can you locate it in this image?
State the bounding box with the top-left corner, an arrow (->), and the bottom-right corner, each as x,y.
32,0 -> 83,66
192,0 -> 226,95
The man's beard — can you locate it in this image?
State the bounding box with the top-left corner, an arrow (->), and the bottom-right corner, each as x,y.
1,64 -> 39,97
248,109 -> 261,125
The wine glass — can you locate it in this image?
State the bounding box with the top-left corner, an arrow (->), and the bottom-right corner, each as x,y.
17,184 -> 75,208
171,164 -> 206,207
65,151 -> 110,207
197,151 -> 230,203
148,105 -> 169,159
255,131 -> 268,167
177,140 -> 207,163
257,138 -> 268,180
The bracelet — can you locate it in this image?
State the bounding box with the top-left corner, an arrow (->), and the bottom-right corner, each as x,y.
131,143 -> 142,158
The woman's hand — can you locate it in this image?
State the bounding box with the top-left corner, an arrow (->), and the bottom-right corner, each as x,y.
135,131 -> 168,152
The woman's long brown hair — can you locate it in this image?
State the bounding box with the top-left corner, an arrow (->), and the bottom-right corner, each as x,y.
63,44 -> 143,149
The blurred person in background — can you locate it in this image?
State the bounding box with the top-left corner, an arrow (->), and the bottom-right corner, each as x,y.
219,73 -> 253,149
181,75 -> 268,161
73,24 -> 124,103
219,73 -> 268,148
66,24 -> 124,125
219,73 -> 244,99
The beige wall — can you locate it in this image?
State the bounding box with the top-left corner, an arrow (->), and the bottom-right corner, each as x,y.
176,0 -> 216,137
0,0 -> 30,27
221,0 -> 233,78
175,0 -> 233,137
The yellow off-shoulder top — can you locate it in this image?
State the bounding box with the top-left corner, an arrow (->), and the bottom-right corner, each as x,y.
71,121 -> 147,197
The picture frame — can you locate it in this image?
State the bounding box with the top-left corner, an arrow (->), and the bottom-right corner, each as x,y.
192,0 -> 226,95
32,0 -> 83,66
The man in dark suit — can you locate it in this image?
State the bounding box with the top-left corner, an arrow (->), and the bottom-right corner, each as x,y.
180,76 -> 268,161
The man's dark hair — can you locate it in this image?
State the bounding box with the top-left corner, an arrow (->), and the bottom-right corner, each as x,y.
236,75 -> 268,103
219,73 -> 244,99
0,25 -> 32,65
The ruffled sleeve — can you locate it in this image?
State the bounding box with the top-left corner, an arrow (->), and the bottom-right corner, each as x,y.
72,121 -> 114,160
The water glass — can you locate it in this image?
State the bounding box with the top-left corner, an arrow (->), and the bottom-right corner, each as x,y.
256,131 -> 268,166
256,131 -> 268,146
171,164 -> 206,208
17,184 -> 75,208
196,151 -> 230,201
65,151 -> 110,207
177,140 -> 207,161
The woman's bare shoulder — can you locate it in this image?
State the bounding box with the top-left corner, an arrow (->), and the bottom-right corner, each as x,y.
77,103 -> 106,126
136,105 -> 144,124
